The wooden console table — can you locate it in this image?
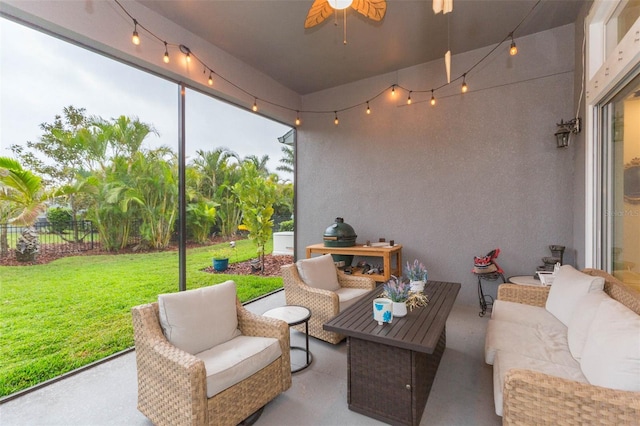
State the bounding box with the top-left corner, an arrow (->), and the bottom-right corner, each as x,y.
305,243 -> 402,282
324,281 -> 461,425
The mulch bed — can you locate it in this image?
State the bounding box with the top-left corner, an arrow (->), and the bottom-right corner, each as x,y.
202,255 -> 293,277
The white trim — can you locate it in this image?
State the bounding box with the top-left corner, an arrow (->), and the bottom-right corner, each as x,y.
585,0 -> 640,269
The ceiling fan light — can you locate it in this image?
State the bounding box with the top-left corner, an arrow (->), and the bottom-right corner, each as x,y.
328,0 -> 353,10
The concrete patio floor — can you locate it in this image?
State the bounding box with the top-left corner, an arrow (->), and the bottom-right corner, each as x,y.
1,290 -> 501,425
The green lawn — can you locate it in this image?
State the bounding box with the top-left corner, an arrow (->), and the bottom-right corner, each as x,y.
0,239 -> 283,397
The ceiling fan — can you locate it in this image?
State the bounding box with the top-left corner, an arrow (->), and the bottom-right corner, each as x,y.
304,0 -> 387,29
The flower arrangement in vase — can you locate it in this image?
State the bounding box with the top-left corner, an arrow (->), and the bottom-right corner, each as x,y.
382,275 -> 410,317
381,275 -> 430,318
405,259 -> 428,292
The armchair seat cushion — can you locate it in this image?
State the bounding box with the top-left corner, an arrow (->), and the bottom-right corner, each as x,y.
196,335 -> 282,398
335,287 -> 371,311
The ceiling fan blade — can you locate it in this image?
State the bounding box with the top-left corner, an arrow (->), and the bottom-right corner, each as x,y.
351,0 -> 387,22
305,0 -> 334,28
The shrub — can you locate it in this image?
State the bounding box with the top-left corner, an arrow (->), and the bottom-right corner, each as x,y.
279,219 -> 294,232
47,207 -> 72,233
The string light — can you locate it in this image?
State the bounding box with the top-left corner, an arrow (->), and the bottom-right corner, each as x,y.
113,0 -> 539,126
509,33 -> 518,56
163,42 -> 169,63
131,19 -> 140,45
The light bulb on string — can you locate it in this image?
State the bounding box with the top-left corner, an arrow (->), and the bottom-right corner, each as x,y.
407,91 -> 412,105
334,112 -> 339,125
430,90 -> 436,106
208,73 -> 214,86
252,99 -> 258,112
509,34 -> 518,56
179,45 -> 192,63
391,85 -> 396,97
366,101 -> 371,115
132,20 -> 140,45
163,42 -> 170,63
295,112 -> 301,126
461,74 -> 468,93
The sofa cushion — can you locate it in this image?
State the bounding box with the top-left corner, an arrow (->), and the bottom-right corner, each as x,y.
491,299 -> 563,329
196,335 -> 282,398
158,280 -> 241,355
485,319 -> 572,366
566,291 -> 608,359
296,254 -> 341,291
335,287 -> 370,311
580,297 -> 640,391
493,350 -> 586,416
545,265 -> 605,326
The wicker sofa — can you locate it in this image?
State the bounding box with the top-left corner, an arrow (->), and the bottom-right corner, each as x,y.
485,268 -> 640,425
131,282 -> 291,426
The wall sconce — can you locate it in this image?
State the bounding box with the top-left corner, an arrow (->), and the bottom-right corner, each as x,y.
555,118 -> 581,148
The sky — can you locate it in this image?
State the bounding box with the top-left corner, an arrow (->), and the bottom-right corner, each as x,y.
0,17 -> 293,180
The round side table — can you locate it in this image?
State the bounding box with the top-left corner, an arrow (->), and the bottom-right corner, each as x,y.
508,275 -> 543,286
263,305 -> 313,373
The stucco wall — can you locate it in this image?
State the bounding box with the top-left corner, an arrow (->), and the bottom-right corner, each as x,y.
297,24 -> 576,306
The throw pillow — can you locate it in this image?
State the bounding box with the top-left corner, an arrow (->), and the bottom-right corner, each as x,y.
158,280 -> 241,355
296,254 -> 341,291
545,265 -> 605,326
566,291 -> 609,359
580,297 -> 640,391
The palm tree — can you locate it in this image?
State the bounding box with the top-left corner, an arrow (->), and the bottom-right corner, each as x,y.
276,145 -> 294,176
0,157 -> 48,261
243,154 -> 270,177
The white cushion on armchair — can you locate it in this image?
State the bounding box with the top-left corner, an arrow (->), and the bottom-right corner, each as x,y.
158,280 -> 241,355
296,254 -> 341,291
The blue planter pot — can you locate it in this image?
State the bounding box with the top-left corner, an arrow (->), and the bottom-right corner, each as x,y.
213,258 -> 229,271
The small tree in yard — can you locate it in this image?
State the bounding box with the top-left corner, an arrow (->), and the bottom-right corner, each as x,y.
233,163 -> 277,273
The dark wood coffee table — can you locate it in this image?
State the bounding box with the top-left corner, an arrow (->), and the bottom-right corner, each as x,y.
324,280 -> 460,426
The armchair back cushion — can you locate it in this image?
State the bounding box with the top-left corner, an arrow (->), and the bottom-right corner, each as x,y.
545,265 -> 604,326
158,280 -> 241,354
296,254 -> 341,291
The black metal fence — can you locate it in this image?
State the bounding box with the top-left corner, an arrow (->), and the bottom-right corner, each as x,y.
0,220 -> 96,258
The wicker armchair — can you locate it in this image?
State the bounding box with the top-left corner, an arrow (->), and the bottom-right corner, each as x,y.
281,262 -> 376,344
131,297 -> 291,426
496,269 -> 640,425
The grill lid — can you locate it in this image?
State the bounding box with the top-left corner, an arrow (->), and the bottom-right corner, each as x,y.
323,217 -> 357,241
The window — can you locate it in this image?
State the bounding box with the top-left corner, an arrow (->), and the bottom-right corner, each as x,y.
600,72 -> 640,289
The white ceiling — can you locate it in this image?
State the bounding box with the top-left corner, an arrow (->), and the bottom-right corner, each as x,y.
139,0 -> 586,95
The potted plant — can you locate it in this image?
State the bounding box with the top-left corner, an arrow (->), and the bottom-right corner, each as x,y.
212,247 -> 233,271
382,275 -> 411,317
405,259 -> 428,292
